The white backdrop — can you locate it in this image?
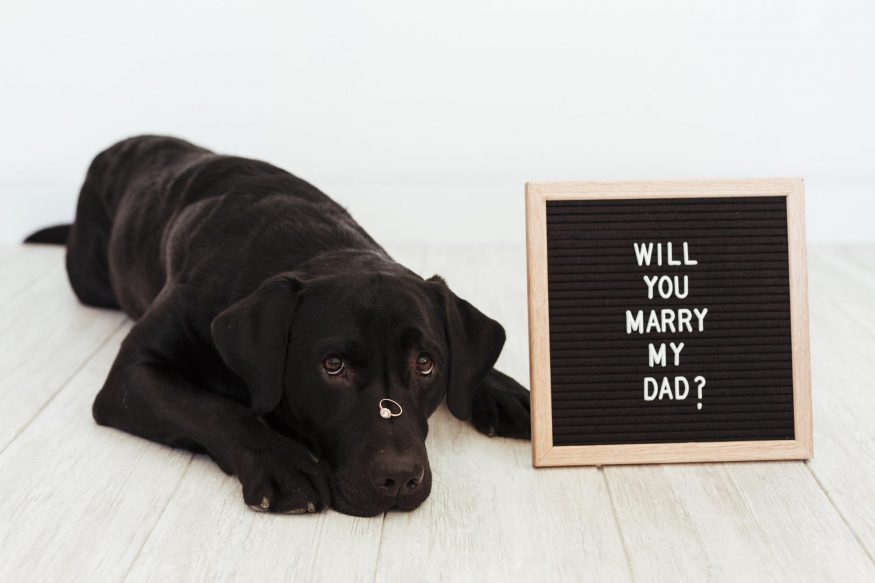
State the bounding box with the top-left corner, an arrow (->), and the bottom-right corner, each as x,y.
2,0 -> 873,244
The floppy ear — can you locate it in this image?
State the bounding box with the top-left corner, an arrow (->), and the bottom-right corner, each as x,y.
428,275 -> 506,421
211,273 -> 302,414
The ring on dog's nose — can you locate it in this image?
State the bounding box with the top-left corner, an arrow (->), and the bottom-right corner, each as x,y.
379,398 -> 402,419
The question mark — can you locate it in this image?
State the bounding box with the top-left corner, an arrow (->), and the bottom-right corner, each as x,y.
694,376 -> 706,410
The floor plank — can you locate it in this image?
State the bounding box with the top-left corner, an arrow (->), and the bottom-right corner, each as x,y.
1,243 -> 873,582
0,246 -> 126,451
376,244 -> 632,582
606,463 -> 781,581
803,246 -> 875,560
0,245 -> 57,303
601,244 -> 875,582
605,458 -> 875,582
728,461 -> 873,579
375,409 -> 631,582
0,324 -> 195,582
122,456 -> 384,583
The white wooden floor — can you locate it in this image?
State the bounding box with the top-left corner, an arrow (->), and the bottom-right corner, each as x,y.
1,243 -> 874,582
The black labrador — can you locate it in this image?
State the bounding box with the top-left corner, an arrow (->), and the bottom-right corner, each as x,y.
26,135 -> 530,517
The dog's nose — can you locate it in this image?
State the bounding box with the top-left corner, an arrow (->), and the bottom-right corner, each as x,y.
370,451 -> 424,498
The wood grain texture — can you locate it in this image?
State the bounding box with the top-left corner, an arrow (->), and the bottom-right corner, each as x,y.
0,324 -> 195,582
527,185 -> 555,467
785,181 -> 813,458
805,246 -> 875,559
605,461 -> 875,581
0,245 -> 58,303
0,243 -> 872,582
0,247 -> 125,451
123,456 -> 384,583
532,178 -> 803,199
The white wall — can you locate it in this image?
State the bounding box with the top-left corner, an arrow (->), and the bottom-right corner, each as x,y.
2,0 -> 873,244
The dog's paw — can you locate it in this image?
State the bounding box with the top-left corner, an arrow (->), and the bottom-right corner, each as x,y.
470,370 -> 531,440
236,439 -> 331,514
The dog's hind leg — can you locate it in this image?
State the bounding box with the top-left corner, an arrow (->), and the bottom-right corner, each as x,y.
65,152 -> 120,309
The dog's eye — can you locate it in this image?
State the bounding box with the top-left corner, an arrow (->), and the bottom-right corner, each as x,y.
415,354 -> 434,376
323,355 -> 345,376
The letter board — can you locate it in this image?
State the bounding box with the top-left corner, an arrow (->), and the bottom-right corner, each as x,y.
525,179 -> 812,466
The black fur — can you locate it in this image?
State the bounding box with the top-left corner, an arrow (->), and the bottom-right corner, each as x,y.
24,224 -> 70,245
28,135 -> 530,516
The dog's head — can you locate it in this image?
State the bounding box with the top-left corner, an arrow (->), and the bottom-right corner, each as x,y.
210,259 -> 505,516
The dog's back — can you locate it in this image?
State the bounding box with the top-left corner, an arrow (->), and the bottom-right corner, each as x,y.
62,135 -> 385,319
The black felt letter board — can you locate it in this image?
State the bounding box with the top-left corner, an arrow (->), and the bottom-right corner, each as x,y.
546,196 -> 795,446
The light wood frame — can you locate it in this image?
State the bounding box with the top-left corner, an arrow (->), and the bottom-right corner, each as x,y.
526,179 -> 812,467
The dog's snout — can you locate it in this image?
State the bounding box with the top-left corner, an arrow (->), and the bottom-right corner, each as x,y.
371,450 -> 424,498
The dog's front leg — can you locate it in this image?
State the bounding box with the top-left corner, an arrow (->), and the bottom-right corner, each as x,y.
469,369 -> 531,439
92,307 -> 330,514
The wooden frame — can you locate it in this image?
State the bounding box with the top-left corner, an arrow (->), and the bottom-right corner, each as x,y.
525,179 -> 812,467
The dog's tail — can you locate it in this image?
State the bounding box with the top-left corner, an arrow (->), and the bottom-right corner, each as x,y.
24,224 -> 72,245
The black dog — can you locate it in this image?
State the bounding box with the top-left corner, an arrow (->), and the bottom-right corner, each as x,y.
26,136 -> 530,516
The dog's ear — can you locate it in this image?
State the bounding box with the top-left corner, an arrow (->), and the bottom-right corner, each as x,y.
211,273 -> 302,414
428,275 -> 506,421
